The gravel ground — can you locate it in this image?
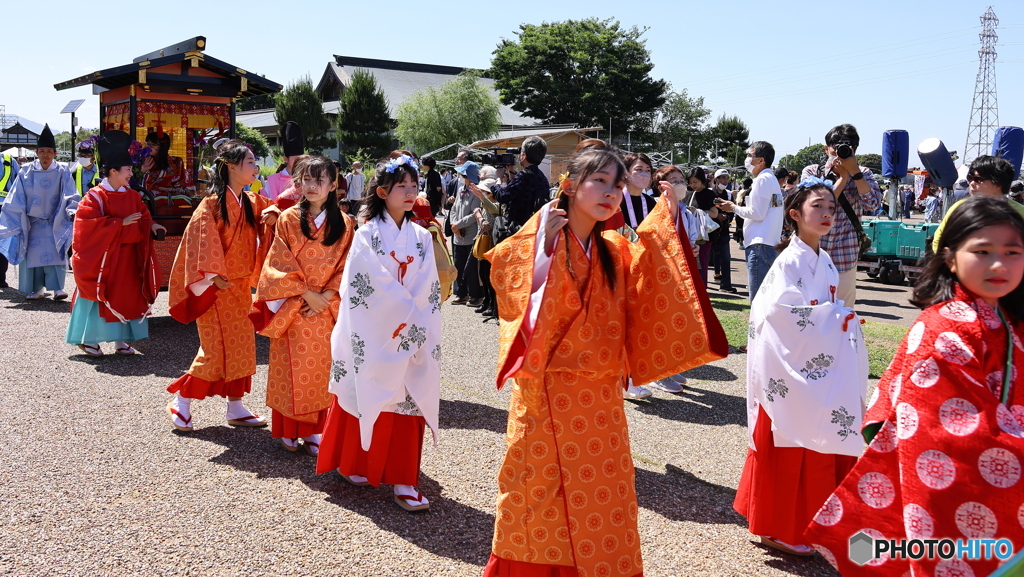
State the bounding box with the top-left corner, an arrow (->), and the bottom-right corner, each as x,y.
0,237 -> 919,576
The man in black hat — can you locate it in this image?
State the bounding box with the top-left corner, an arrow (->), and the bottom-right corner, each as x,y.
264,121 -> 304,201
0,124 -> 79,300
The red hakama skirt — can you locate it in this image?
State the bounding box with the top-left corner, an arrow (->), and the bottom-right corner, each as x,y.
167,374 -> 252,400
315,400 -> 425,487
483,553 -> 643,577
734,406 -> 857,545
271,408 -> 327,439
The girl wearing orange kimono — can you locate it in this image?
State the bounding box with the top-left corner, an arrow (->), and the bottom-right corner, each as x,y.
251,157 -> 354,455
483,148 -> 729,577
165,140 -> 277,432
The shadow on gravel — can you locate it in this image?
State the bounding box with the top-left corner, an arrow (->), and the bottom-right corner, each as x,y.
628,384 -> 745,427
636,464 -> 839,576
439,399 -> 507,434
72,316 -> 272,378
192,424 -> 495,566
858,284 -> 908,294
0,287 -> 72,311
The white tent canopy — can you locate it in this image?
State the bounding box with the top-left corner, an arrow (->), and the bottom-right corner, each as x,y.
1,147 -> 35,158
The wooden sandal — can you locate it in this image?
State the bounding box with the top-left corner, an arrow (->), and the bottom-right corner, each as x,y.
77,344 -> 104,357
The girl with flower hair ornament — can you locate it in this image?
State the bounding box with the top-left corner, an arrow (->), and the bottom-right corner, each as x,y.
733,178 -> 868,556
806,196 -> 1024,576
316,152 -> 442,512
483,147 -> 727,576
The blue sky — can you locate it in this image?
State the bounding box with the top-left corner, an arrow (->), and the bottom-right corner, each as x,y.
6,0 -> 1022,160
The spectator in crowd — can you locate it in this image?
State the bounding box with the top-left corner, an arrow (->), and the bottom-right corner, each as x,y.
924,189 -> 942,223
951,178 -> 970,203
931,155 -> 1024,253
719,141 -> 784,303
799,124 -> 882,308
485,136 -> 550,232
712,169 -> 737,293
902,185 -> 915,218
1011,180 -> 1024,204
332,160 -> 349,199
422,156 -> 443,216
774,166 -> 790,192
688,166 -> 720,286
449,161 -> 482,306
345,161 -> 365,198
733,177 -> 752,246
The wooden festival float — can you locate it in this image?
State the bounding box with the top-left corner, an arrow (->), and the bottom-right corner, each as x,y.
55,37 -> 282,288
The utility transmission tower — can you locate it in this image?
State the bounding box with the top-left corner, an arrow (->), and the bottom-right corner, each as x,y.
964,6 -> 999,164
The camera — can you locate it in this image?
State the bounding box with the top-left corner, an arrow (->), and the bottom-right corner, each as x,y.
834,139 -> 854,159
479,147 -> 520,167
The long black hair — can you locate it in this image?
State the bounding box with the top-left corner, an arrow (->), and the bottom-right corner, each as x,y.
775,183 -> 835,251
557,148 -> 625,291
145,132 -> 171,171
296,156 -> 346,246
210,139 -> 257,228
362,153 -> 418,222
910,195 -> 1024,320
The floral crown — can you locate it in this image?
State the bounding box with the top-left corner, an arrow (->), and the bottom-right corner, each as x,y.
384,154 -> 418,173
798,175 -> 835,190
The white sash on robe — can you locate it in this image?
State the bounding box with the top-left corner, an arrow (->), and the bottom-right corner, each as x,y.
746,235 -> 868,457
328,212 -> 442,450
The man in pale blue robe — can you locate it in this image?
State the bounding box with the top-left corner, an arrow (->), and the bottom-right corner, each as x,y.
0,125 -> 79,300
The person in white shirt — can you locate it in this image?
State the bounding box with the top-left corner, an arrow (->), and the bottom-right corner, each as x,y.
718,141 -> 784,303
345,161 -> 365,198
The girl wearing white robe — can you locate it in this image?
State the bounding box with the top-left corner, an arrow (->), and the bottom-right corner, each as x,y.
316,154 -> 441,512
733,179 -> 868,555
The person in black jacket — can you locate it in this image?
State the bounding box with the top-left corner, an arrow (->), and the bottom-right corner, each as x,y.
422,156 -> 443,216
485,136 -> 550,231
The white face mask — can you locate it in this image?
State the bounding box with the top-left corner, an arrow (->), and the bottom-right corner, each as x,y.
630,171 -> 651,190
79,157 -> 92,168
826,154 -> 838,172
744,157 -> 757,173
717,183 -> 727,191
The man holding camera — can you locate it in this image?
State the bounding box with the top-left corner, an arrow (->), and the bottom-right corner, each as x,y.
800,124 -> 881,308
482,136 -> 550,234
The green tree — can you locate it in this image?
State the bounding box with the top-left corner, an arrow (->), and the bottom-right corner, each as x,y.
711,114 -> 750,166
779,144 -> 827,171
274,76 -> 333,154
236,123 -> 271,159
856,153 -> 883,174
631,88 -> 710,162
337,70 -> 393,162
237,93 -> 276,111
395,71 -> 501,159
489,18 -> 667,127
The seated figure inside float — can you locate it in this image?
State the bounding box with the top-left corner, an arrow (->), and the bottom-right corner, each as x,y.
140,131 -> 195,206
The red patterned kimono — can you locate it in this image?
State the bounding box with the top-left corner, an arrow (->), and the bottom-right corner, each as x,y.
483,200 -> 728,577
70,184 -> 159,322
251,207 -> 354,438
805,285 -> 1024,576
143,155 -> 193,191
167,188 -> 273,399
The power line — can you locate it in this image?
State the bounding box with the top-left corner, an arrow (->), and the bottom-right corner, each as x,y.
964,6 -> 1000,164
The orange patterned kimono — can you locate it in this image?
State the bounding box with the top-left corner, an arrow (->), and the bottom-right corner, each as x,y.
167,188 -> 273,399
251,207 -> 354,438
483,201 -> 728,577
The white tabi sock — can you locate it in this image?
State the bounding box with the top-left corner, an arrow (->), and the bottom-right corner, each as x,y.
171,393 -> 192,420
393,485 -> 428,506
225,399 -> 253,420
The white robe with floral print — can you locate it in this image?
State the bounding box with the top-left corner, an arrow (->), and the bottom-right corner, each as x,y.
328,212 -> 442,450
747,235 -> 868,457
